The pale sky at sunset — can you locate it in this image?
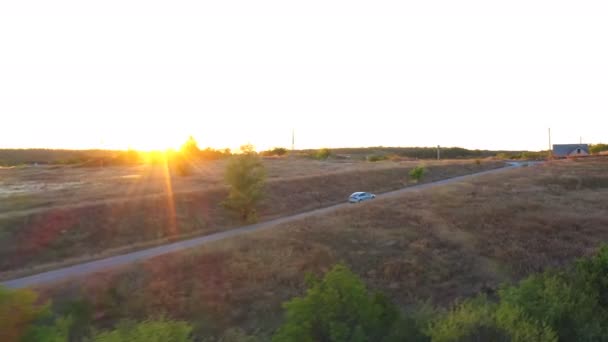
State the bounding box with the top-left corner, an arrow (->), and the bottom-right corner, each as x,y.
1,0 -> 606,152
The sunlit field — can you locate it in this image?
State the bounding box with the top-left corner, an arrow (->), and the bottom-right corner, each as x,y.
0,157 -> 494,214
0,154 -> 502,278
33,157 -> 608,340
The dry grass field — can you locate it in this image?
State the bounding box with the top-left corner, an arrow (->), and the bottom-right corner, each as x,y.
0,157 -> 493,213
35,157 -> 608,339
0,158 -> 502,276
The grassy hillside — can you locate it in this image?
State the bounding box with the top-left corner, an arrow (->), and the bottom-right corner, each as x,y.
33,158 -> 608,340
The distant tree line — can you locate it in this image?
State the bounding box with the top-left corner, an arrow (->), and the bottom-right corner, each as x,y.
1,145 -> 564,166
260,147 -> 289,157
590,143 -> 608,154
0,149 -> 111,166
0,146 -> 232,167
309,147 -> 545,160
495,151 -> 549,160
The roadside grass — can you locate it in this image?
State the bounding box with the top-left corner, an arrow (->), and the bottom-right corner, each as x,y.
33,158 -> 608,340
0,160 -> 503,275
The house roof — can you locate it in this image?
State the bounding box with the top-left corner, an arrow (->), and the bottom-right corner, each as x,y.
552,144 -> 589,157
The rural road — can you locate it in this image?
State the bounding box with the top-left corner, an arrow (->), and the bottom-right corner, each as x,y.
2,162 -> 528,289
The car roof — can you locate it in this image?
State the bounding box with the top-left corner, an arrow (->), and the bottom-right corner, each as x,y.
351,192 -> 366,196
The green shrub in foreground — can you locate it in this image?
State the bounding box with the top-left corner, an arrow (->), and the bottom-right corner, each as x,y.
429,246 -> 608,342
5,246 -> 608,341
0,286 -> 49,342
94,318 -> 193,342
428,296 -> 556,342
273,264 -> 400,342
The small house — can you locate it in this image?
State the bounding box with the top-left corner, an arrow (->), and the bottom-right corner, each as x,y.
552,144 -> 590,158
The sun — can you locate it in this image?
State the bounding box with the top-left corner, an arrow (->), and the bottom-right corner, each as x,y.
124,133 -> 185,152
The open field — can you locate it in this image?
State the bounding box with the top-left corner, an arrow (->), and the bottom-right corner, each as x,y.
0,158 -> 502,276
33,157 -> 608,339
0,157 -> 496,213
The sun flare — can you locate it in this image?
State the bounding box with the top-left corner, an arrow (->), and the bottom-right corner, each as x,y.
123,134 -> 185,152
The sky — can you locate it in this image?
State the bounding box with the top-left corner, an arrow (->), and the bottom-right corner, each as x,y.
1,0 -> 606,152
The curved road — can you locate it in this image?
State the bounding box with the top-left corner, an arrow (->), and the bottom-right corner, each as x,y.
2,163 -> 526,289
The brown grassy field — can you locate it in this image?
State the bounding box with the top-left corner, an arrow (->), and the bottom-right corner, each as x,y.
35,157 -> 608,340
0,158 -> 501,276
0,157 -> 494,213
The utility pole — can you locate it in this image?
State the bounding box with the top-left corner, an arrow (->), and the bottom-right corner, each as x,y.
291,128 -> 295,151
548,128 -> 552,160
437,145 -> 440,160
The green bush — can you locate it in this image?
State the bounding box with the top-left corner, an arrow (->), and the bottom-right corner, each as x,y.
590,143 -> 608,154
428,246 -> 608,341
273,262 -> 561,342
58,299 -> 93,341
520,151 -> 548,160
223,149 -> 266,222
200,147 -> 231,160
22,297 -> 95,342
496,153 -> 513,160
262,147 -> 289,157
495,247 -> 608,340
0,286 -> 49,342
367,155 -> 388,162
429,296 -> 503,342
429,296 -> 556,342
409,165 -> 425,182
387,304 -> 435,342
575,245 -> 608,307
496,151 -> 549,160
180,136 -> 201,158
273,264 -> 400,342
498,273 -> 601,340
94,318 -> 193,342
23,316 -> 73,342
314,148 -> 331,160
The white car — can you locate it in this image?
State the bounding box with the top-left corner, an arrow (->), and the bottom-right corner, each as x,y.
349,192 -> 376,203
